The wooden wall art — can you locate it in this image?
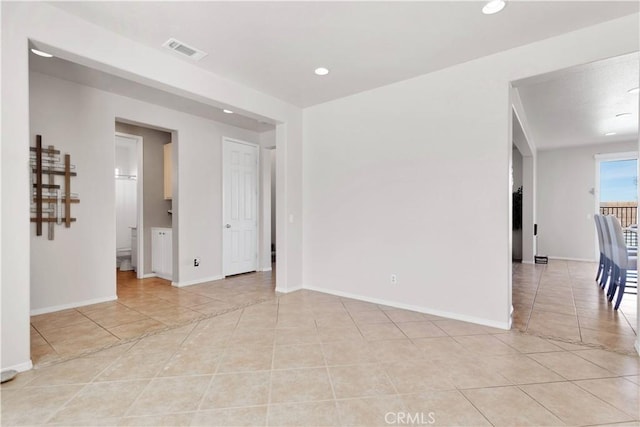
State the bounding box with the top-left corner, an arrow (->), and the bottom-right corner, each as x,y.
30,135 -> 79,240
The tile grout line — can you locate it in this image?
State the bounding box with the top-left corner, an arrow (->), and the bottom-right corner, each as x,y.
265,300 -> 278,427
40,350 -> 129,425
523,263 -> 546,333
514,383 -> 570,425
457,388 -> 498,427
569,378 -> 640,420
568,265 -> 585,344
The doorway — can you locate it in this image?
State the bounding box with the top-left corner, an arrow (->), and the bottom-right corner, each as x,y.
223,137 -> 259,276
509,53 -> 639,352
114,132 -> 143,277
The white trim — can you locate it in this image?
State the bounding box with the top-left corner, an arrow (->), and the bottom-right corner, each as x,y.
172,275 -> 223,288
115,132 -> 144,279
2,360 -> 33,373
521,260 -> 535,265
30,295 -> 117,316
222,137 -> 260,278
511,91 -> 536,156
547,256 -> 596,263
509,304 -> 513,329
258,267 -> 272,272
276,285 -> 303,294
141,273 -> 157,279
304,285 -> 510,330
594,151 -> 638,161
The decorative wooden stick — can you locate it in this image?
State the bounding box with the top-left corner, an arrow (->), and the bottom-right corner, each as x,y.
35,135 -> 43,236
30,218 -> 76,223
31,135 -> 79,238
48,145 -> 55,240
65,154 -> 71,228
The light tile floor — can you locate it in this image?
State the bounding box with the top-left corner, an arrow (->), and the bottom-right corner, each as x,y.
7,261 -> 638,426
513,260 -> 638,354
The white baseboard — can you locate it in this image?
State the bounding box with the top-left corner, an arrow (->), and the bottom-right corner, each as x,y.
275,285 -> 303,294
140,273 -> 157,279
509,304 -> 513,329
303,285 -> 510,330
547,256 -> 597,263
258,267 -> 273,272
2,360 -> 33,373
521,260 -> 535,265
172,275 -> 223,288
30,295 -> 118,316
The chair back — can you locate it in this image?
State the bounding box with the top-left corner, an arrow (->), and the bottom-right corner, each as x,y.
601,215 -> 614,263
594,214 -> 605,255
605,215 -> 629,267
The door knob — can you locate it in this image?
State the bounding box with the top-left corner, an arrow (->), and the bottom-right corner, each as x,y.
225,224 -> 231,228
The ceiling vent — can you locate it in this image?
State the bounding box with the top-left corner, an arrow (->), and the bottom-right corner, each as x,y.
162,38 -> 207,61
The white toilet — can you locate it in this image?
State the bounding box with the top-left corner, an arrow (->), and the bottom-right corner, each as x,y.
117,248 -> 133,271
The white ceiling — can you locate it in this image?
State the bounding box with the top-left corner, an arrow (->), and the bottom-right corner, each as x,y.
514,52 -> 639,150
52,1 -> 639,108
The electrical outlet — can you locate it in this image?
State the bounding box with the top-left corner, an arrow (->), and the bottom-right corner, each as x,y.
194,257 -> 200,267
390,274 -> 397,285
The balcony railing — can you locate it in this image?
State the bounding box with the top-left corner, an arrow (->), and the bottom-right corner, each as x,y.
600,205 -> 638,247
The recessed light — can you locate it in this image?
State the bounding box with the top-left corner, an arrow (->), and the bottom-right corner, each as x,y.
314,67 -> 329,76
616,112 -> 631,118
30,48 -> 53,58
605,132 -> 617,136
628,87 -> 639,94
482,0 -> 506,15
223,109 -> 233,114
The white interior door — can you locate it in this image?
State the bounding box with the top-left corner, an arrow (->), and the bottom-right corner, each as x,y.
223,138 -> 258,276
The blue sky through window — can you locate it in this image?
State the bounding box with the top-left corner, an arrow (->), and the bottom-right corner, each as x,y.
600,159 -> 638,202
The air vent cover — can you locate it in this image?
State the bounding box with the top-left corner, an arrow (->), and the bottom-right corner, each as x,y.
162,38 -> 207,61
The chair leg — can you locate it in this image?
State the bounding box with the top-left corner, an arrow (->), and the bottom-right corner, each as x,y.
600,258 -> 610,289
607,264 -> 618,301
599,258 -> 607,288
596,253 -> 604,281
614,269 -> 627,310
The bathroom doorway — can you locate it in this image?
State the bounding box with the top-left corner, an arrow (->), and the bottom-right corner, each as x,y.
114,132 -> 143,277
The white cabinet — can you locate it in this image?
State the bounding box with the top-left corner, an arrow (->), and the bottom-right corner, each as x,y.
151,227 -> 172,280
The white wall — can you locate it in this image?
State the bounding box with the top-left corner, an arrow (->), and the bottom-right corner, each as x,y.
29,72 -> 120,314
2,1 -> 303,371
303,15 -> 639,328
2,4 -> 32,371
537,141 -> 637,261
30,71 -> 260,310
